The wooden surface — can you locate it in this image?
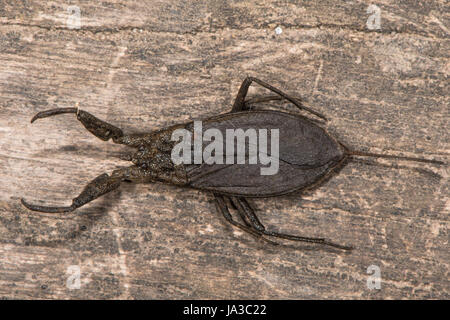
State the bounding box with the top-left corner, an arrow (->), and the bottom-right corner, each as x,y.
0,1 -> 448,299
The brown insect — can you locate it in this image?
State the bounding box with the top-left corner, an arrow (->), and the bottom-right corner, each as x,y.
21,77 -> 444,250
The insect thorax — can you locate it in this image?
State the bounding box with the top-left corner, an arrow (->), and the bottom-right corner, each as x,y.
130,129 -> 188,185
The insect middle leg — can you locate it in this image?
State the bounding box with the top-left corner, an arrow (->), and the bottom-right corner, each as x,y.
21,166 -> 142,213
231,76 -> 327,120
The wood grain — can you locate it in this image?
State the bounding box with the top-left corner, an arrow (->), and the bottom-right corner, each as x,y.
0,0 -> 448,299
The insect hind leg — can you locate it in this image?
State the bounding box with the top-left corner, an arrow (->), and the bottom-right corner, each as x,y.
231,76 -> 327,120
231,196 -> 353,251
30,108 -> 125,143
243,95 -> 283,111
214,194 -> 278,245
230,197 -> 266,232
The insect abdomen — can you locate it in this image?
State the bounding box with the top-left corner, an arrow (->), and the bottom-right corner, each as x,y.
184,110 -> 345,197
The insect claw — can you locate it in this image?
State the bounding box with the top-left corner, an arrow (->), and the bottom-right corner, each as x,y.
30,108 -> 78,123
21,198 -> 75,213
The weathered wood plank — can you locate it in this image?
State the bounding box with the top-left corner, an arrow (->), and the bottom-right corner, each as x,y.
0,1 -> 448,299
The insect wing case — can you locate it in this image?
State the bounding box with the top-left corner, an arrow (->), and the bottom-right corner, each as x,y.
185,110 -> 345,197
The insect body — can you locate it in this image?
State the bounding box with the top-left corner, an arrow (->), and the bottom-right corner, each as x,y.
185,110 -> 344,196
21,77 -> 443,250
